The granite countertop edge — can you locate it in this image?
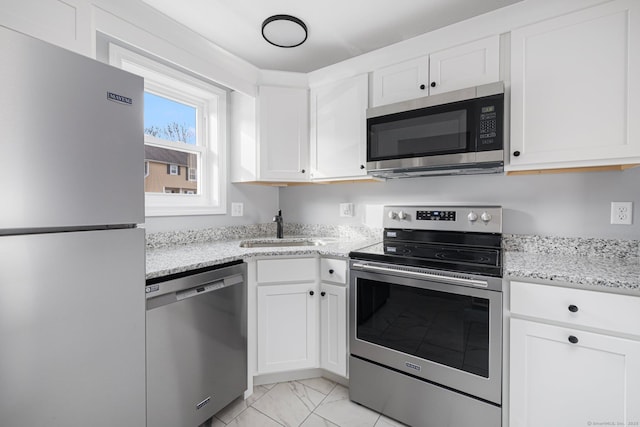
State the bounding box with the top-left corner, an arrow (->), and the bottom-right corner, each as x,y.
146,235 -> 640,295
145,237 -> 378,280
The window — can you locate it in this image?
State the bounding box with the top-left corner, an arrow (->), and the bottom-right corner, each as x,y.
188,168 -> 197,182
109,45 -> 227,216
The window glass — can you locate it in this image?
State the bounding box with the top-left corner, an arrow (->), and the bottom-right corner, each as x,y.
144,92 -> 196,145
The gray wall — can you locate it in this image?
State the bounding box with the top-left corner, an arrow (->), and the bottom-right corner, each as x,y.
279,168 -> 640,240
144,183 -> 278,232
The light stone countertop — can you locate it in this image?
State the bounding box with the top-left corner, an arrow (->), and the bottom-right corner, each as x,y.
146,227 -> 640,296
146,235 -> 379,280
504,251 -> 640,295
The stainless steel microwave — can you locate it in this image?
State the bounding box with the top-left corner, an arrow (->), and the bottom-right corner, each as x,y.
366,82 -> 504,178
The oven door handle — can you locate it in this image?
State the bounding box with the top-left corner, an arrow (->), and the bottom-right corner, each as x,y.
351,262 -> 489,288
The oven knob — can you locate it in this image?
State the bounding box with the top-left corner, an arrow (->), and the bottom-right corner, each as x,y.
467,211 -> 478,222
388,211 -> 398,220
481,212 -> 492,223
397,211 -> 408,220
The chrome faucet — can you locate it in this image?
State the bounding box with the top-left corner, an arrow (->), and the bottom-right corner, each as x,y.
273,210 -> 284,239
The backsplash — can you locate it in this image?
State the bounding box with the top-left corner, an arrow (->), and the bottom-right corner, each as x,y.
503,234 -> 640,259
145,223 -> 382,249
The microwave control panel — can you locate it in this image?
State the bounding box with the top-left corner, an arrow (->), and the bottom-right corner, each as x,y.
476,93 -> 503,151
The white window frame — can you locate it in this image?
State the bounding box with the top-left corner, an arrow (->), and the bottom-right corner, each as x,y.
109,44 -> 227,216
168,164 -> 179,175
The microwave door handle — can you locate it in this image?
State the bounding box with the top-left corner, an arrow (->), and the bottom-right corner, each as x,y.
351,262 -> 488,288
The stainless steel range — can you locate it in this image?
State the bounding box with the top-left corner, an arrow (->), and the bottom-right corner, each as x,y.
349,205 -> 503,427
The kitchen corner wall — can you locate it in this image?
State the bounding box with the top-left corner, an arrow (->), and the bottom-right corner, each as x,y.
279,168 -> 640,240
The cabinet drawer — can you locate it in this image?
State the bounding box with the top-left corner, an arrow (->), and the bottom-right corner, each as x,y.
511,281 -> 640,336
257,258 -> 317,283
320,258 -> 347,284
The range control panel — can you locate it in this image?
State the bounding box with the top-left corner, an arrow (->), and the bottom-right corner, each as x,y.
416,210 -> 456,221
383,205 -> 502,233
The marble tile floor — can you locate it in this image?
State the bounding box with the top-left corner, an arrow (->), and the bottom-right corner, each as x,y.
202,377 -> 408,427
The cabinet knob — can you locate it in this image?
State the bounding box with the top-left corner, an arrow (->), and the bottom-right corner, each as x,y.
568,335 -> 579,344
301,169 -> 306,174
321,291 -> 326,297
513,151 -> 521,157
568,305 -> 579,313
430,82 -> 436,88
309,290 -> 314,296
419,84 -> 426,90
360,164 -> 365,170
329,269 -> 334,274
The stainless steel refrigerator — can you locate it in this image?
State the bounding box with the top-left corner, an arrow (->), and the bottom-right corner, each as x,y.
0,26 -> 146,426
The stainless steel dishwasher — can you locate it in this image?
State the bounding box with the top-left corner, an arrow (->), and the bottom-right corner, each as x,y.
145,261 -> 247,427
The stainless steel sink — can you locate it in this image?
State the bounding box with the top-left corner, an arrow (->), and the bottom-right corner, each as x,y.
238,238 -> 336,248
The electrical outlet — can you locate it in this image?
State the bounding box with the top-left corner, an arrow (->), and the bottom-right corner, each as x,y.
231,202 -> 244,217
340,203 -> 354,217
610,202 -> 632,225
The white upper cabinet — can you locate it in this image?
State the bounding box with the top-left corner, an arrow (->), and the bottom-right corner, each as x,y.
508,0 -> 640,171
310,74 -> 369,180
372,56 -> 430,106
428,35 -> 500,96
0,0 -> 91,55
231,86 -> 309,183
258,86 -> 309,181
371,35 -> 500,107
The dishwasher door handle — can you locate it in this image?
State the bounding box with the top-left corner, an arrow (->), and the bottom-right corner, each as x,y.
146,272 -> 244,310
175,280 -> 226,301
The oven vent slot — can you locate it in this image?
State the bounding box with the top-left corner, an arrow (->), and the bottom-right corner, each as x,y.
390,264 -> 476,282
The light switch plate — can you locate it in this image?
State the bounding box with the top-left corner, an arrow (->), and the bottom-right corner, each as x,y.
231,202 -> 244,217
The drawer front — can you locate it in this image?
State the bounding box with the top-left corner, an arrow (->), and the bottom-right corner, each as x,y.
320,258 -> 347,284
510,281 -> 640,336
257,258 -> 317,283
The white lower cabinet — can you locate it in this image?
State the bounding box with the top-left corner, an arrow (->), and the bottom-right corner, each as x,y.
254,257 -> 348,377
509,281 -> 640,427
257,282 -> 318,373
319,282 -> 347,377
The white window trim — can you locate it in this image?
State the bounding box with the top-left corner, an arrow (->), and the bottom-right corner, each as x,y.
168,164 -> 179,175
109,44 -> 227,216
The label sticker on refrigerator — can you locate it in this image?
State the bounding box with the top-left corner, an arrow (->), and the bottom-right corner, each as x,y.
107,92 -> 133,105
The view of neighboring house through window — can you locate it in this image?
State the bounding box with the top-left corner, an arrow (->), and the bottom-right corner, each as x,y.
144,93 -> 197,194
109,44 -> 227,216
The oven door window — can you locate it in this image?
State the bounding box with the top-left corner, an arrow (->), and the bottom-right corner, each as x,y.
367,103 -> 472,161
356,278 -> 489,377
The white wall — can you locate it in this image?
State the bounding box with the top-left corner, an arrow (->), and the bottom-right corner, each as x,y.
279,168 -> 640,240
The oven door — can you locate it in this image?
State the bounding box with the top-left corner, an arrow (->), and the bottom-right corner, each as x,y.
349,260 -> 502,404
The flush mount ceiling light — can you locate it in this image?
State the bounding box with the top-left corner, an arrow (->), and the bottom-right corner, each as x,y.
261,14 -> 308,48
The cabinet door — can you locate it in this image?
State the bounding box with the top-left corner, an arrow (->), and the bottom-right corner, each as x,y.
310,74 -> 368,179
428,35 -> 499,95
509,0 -> 640,169
257,283 -> 318,373
371,56 -> 429,107
509,318 -> 640,427
258,86 -> 309,181
320,283 -> 347,377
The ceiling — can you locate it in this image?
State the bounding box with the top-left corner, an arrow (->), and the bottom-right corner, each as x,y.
141,0 -> 523,73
